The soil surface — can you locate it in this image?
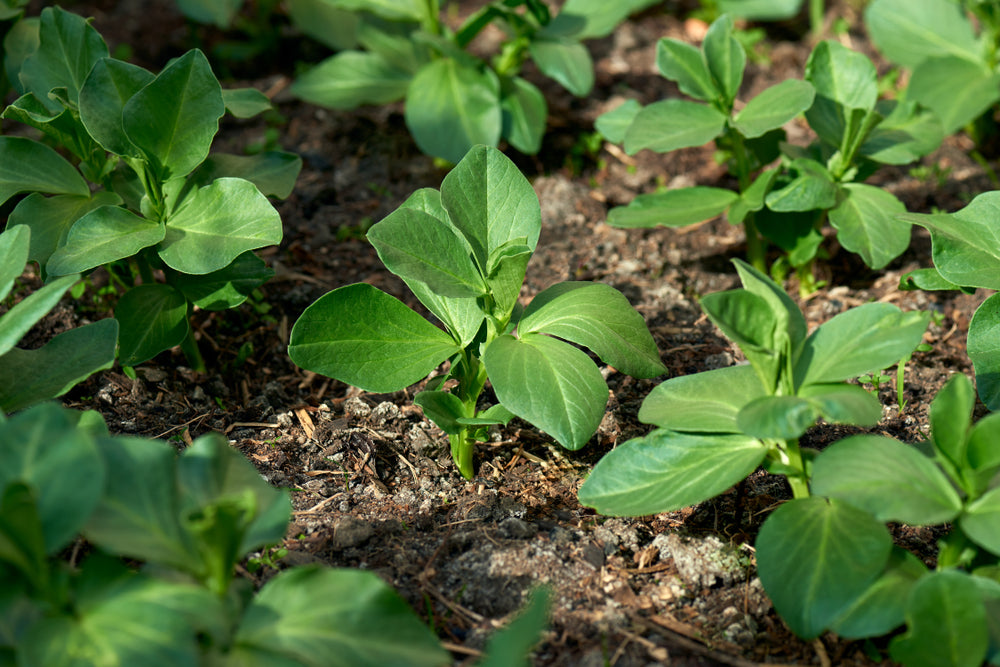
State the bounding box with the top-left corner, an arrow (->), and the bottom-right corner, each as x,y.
7,1 -> 998,665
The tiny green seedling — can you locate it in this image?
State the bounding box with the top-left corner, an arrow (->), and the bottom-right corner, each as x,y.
289,145 -> 665,479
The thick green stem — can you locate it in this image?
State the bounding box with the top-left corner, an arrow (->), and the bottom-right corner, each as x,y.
777,439 -> 811,499
729,130 -> 767,271
450,429 -> 475,480
449,350 -> 489,480
743,212 -> 767,273
809,0 -> 824,39
180,327 -> 207,374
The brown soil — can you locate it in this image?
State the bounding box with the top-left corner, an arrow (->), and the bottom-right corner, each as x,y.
6,1 -> 997,665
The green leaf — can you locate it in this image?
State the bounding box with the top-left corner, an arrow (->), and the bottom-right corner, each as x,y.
737,395 -> 820,440
222,87 -> 271,118
595,98 -> 641,143
966,412 -> 1000,493
805,40 -> 877,111
518,282 -> 665,378
860,100 -> 944,165
794,302 -> 929,387
733,257 -> 807,350
901,192 -> 1000,290
0,136 -> 88,206
45,206 -> 165,275
230,566 -> 448,667
899,268 -> 970,293
170,251 -> 273,311
0,482 -> 47,589
159,178 -> 282,275
79,57 -> 155,157
929,373 -> 975,472
638,364 -> 765,433
962,486 -> 1000,556
797,382 -> 882,426
890,570 -> 989,667
764,159 -> 838,212
413,390 -> 467,434
2,93 -> 99,163
0,225 -> 29,301
190,152 -> 302,199
291,50 -> 410,109
285,0 -> 359,51
812,434 -> 963,525
831,547 -> 927,640
123,49 -> 225,180
717,0 -> 801,19
577,430 -> 767,516
440,144 -> 541,267
0,318 -> 118,414
607,187 -> 738,228
7,191 -> 122,276
969,294 -> 1000,410
478,588 -> 550,667
367,206 -> 487,298
700,289 -> 777,352
733,79 -> 814,139
909,56 -> 1000,135
528,38 -> 593,97
319,0 -> 427,22
115,284 -> 190,367
288,283 -> 460,393
829,183 -> 910,269
702,15 -> 744,105
0,274 -> 77,358
542,0 -> 659,40
755,497 -> 892,640
655,37 -> 716,103
864,0 -> 980,69
458,403 -> 515,426
500,76 -> 546,155
177,0 -> 242,27
484,333 -> 607,451
623,99 -> 727,155
405,59 -> 501,164
0,403 -> 104,554
17,6 -> 108,112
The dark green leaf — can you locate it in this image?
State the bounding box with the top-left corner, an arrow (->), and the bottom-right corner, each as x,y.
222,87 -> 272,118
764,159 -> 838,212
970,296 -> 1000,411
0,274 -> 78,358
929,372 -> 974,473
638,364 -> 765,433
860,100 -> 943,164
624,99 -> 726,155
0,136 -> 88,206
190,152 -> 302,199
541,0 -> 659,40
500,76 -> 546,155
79,57 -> 155,157
607,187 -> 737,228
831,547 -> 927,640
528,38 -> 593,97
0,483 -> 47,588
291,51 -> 410,109
737,395 -> 819,440
899,268 -> 970,292
171,251 -> 273,311
702,15 -> 744,105
115,284 -> 189,367
414,390 -> 467,434
478,588 -> 550,667
0,225 -> 29,300
655,37 -> 716,102
700,289 -> 777,352
177,0 -> 242,27
829,183 -> 910,269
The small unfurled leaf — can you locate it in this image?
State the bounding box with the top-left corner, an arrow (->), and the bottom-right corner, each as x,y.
405,59 -> 501,164
288,283 -> 460,393
291,50 -> 410,109
623,99 -> 727,155
828,183 -> 910,270
46,206 -> 164,275
812,435 -> 963,525
0,136 -> 89,206
890,570 -> 989,667
595,98 -> 641,143
528,38 -> 593,97
115,284 -> 189,367
655,37 -> 716,102
638,364 -> 764,433
578,430 -> 767,516
518,282 -> 665,378
702,15 -> 744,105
756,497 -> 892,640
484,333 -> 607,450
733,79 -> 814,138
500,76 -> 546,155
607,187 -> 737,228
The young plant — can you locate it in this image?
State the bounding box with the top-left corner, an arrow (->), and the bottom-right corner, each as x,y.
286,0 -> 657,163
288,145 -> 665,479
0,225 -> 117,413
579,258 -> 928,511
899,190 -> 1000,411
866,0 -> 1000,141
756,373 -> 1000,665
0,402 -> 450,666
596,14 -> 816,273
1,7 -> 301,371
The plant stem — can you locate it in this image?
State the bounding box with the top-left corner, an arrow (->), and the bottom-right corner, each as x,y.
180,327 -> 207,373
743,212 -> 766,272
781,439 -> 811,499
809,0 -> 824,39
450,429 -> 475,480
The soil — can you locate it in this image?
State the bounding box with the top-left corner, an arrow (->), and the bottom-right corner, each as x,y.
6,1 -> 998,665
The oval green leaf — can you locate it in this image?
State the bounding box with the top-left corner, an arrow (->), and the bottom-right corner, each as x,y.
607,187 -> 737,229
623,99 -> 726,155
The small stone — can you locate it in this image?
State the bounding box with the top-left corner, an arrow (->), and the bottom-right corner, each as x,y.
497,517 -> 536,540
344,397 -> 371,420
329,517 -> 374,550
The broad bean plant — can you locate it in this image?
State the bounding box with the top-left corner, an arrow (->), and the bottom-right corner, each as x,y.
1,7 -> 301,370
289,146 -> 665,479
287,0 -> 657,163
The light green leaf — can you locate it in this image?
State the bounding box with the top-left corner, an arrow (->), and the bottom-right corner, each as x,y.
623,99 -> 727,155
159,178 -> 281,275
190,152 -> 302,199
0,225 -> 29,301
794,303 -> 929,387
577,430 -> 767,516
79,57 -> 155,157
737,395 -> 820,440
291,50 -> 410,109
798,382 -> 882,426
812,434 -> 963,525
702,15 -> 744,105
962,486 -> 1000,556
756,497 -> 892,639
969,293 -> 1000,410
17,6 -> 108,111
484,333 -> 607,451
700,288 -> 777,352
0,136 -> 89,207
0,319 -> 118,414
230,566 -> 448,667
170,251 -> 273,311
595,98 -> 641,143
123,49 -> 225,180
500,76 -> 546,155
805,40 -> 877,111
222,87 -> 272,118
518,282 -> 665,378
607,187 -> 738,228
0,274 -> 77,358
831,547 -> 927,640
528,38 -> 593,97
829,183 -> 910,269
46,206 -> 164,275
367,206 -> 487,298
115,284 -> 189,367
0,403 -> 104,554
864,0 -> 980,69
405,59 -> 501,164
288,283 -> 460,393
890,570 -> 989,667
733,79 -> 814,138
929,373 -> 975,473
319,0 -> 427,22
909,56 -> 1000,135
717,0 -> 801,19
733,258 -> 807,348
2,93 -> 97,162
638,364 -> 765,432
655,37 -> 716,102
860,100 -> 944,164
899,267 -> 969,293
